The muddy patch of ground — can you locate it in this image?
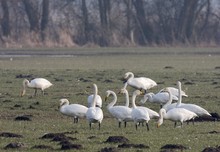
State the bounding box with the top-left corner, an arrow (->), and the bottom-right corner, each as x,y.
100,147 -> 119,152
105,136 -> 129,143
4,142 -> 26,149
31,145 -> 54,150
0,132 -> 23,138
160,144 -> 188,151
14,115 -> 32,121
202,146 -> 220,152
118,143 -> 149,149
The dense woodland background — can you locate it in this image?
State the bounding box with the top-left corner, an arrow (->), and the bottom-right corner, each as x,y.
0,0 -> 220,48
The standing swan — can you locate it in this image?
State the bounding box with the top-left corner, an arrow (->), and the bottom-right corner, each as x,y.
131,90 -> 150,130
105,90 -> 132,128
21,78 -> 53,97
87,94 -> 102,108
119,88 -> 159,119
123,72 -> 157,93
59,99 -> 88,123
86,84 -> 103,130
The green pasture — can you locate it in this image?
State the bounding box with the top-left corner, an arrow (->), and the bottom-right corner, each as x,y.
0,47 -> 220,151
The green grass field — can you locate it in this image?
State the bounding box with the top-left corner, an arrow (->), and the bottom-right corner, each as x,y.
0,47 -> 220,151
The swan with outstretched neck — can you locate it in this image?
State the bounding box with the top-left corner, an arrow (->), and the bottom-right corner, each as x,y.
86,84 -> 103,130
105,90 -> 132,128
21,78 -> 52,97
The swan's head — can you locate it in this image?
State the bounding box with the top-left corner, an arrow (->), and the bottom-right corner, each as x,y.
124,72 -> 133,79
140,93 -> 153,104
105,90 -> 111,101
20,79 -> 29,97
59,99 -> 69,108
157,108 -> 166,127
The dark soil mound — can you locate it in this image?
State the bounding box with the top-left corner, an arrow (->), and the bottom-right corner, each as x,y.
105,136 -> 129,143
60,143 -> 83,150
0,132 -> 23,138
14,115 -> 32,121
161,144 -> 188,150
40,133 -> 65,139
4,142 -> 25,149
118,143 -> 149,149
16,74 -> 33,79
100,147 -> 119,152
202,146 -> 220,152
31,145 -> 54,150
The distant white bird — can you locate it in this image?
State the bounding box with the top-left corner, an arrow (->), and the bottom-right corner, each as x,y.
21,78 -> 52,97
86,84 -> 103,130
140,92 -> 178,107
175,81 -> 211,117
157,108 -> 198,128
119,88 -> 159,119
131,90 -> 150,130
123,72 -> 157,93
105,90 -> 132,128
87,94 -> 102,108
59,98 -> 88,123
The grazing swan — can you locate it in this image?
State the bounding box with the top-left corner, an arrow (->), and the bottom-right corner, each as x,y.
86,84 -> 103,130
140,92 -> 178,108
105,90 -> 132,128
119,88 -> 159,119
123,72 -> 157,93
157,108 -> 198,128
59,99 -> 88,123
87,94 -> 102,108
159,87 -> 188,97
21,78 -> 52,97
131,90 -> 150,130
175,81 -> 211,117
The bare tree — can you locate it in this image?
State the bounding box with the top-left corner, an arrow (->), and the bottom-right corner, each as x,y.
1,0 -> 10,37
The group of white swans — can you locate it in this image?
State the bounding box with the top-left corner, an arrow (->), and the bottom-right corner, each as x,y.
20,72 -> 211,130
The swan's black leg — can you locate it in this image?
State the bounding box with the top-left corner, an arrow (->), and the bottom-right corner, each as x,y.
146,123 -> 149,131
135,124 -> 138,130
98,123 -> 101,130
174,122 -> 177,128
34,89 -> 37,96
89,123 -> 92,130
124,121 -> 127,128
181,122 -> 183,128
76,117 -> 79,123
118,122 -> 121,128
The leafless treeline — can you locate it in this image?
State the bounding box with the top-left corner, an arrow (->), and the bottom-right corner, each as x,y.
0,0 -> 220,47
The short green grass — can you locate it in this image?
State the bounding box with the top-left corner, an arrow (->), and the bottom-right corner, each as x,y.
0,47 -> 220,151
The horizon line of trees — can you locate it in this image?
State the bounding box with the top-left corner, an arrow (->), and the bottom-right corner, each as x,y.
0,0 -> 220,48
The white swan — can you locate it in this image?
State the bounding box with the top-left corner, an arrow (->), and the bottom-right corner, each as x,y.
140,92 -> 178,107
175,81 -> 211,117
119,88 -> 159,119
123,72 -> 157,93
59,98 -> 88,123
159,87 -> 188,97
157,108 -> 197,128
87,94 -> 102,108
86,84 -> 103,130
105,90 -> 132,128
131,90 -> 150,130
21,78 -> 53,97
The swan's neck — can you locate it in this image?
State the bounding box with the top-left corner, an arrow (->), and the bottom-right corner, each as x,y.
23,79 -> 29,89
91,84 -> 98,107
122,82 -> 128,90
107,91 -> 117,109
124,89 -> 129,107
131,92 -> 137,109
176,82 -> 182,107
158,109 -> 165,126
162,90 -> 172,109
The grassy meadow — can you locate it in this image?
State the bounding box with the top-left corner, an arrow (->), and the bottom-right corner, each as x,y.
0,47 -> 220,151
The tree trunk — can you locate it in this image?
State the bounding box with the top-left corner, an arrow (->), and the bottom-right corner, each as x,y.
1,0 -> 10,37
41,0 -> 49,41
81,0 -> 89,44
22,0 -> 39,32
133,0 -> 153,45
